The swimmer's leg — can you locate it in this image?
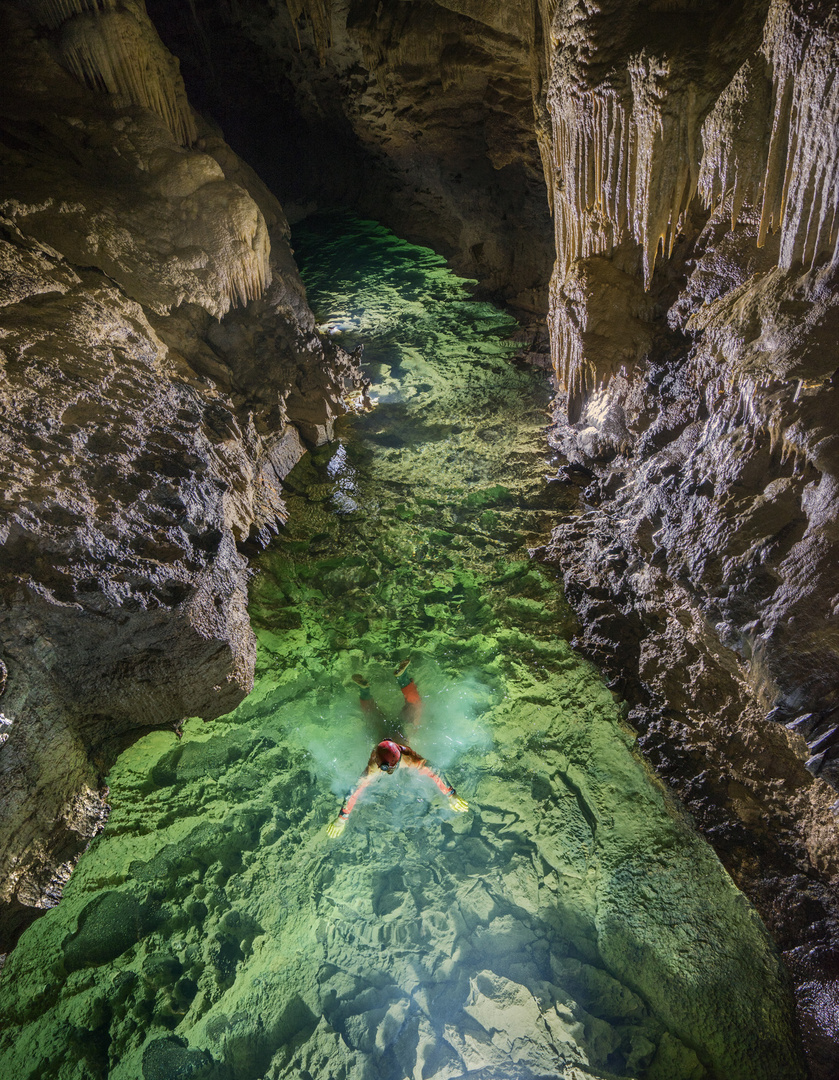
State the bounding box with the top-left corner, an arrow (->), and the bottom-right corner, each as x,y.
395,659 -> 423,729
353,674 -> 386,736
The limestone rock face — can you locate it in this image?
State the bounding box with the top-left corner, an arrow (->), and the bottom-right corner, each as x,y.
544,0 -> 839,731
536,1 -> 839,1069
0,1 -> 365,948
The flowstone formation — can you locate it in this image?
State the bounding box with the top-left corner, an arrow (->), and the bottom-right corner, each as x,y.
0,215 -> 804,1080
0,1 -> 364,949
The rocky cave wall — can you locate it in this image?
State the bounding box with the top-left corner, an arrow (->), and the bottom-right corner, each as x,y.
142,0 -> 556,314
2,0 -> 839,1067
536,0 -> 839,1068
0,0 -> 365,950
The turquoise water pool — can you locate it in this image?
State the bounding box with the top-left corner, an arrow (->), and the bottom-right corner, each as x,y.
0,214 -> 803,1080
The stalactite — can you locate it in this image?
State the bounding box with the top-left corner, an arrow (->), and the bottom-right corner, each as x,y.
699,0 -> 839,272
550,89 -> 624,284
284,0 -> 333,63
697,60 -> 772,230
548,259 -> 648,405
534,103 -> 556,218
762,2 -> 839,271
697,360 -> 825,482
549,50 -> 699,302
219,198 -> 271,313
548,0 -> 839,403
549,269 -> 591,403
58,10 -> 197,146
547,47 -> 699,397
28,0 -> 116,30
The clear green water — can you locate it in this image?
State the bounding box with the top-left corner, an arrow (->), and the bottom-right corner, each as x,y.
0,215 -> 802,1080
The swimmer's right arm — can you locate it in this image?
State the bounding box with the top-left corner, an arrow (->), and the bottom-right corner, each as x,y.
327,769 -> 375,837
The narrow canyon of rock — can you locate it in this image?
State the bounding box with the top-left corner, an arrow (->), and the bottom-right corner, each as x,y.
1,1 -> 837,1078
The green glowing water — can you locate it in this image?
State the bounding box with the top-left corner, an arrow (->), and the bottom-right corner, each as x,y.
0,215 -> 803,1080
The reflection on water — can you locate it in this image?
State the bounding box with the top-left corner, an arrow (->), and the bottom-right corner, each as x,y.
0,214 -> 804,1080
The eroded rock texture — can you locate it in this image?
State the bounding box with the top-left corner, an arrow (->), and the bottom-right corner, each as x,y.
535,1 -> 839,1071
0,0 -> 364,949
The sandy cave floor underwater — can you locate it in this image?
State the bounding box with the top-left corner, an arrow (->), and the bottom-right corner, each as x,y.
0,214 -> 806,1080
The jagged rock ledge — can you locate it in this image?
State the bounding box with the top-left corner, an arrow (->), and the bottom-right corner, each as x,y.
0,0 -> 366,952
536,1 -> 839,1072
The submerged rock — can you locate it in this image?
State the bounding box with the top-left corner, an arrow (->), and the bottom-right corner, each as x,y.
0,213 -> 804,1080
0,656 -> 805,1080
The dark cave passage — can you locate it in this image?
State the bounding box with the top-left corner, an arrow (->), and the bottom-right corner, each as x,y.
143,0 -> 555,312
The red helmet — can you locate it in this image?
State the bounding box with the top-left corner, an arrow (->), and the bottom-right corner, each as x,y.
377,740 -> 402,767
